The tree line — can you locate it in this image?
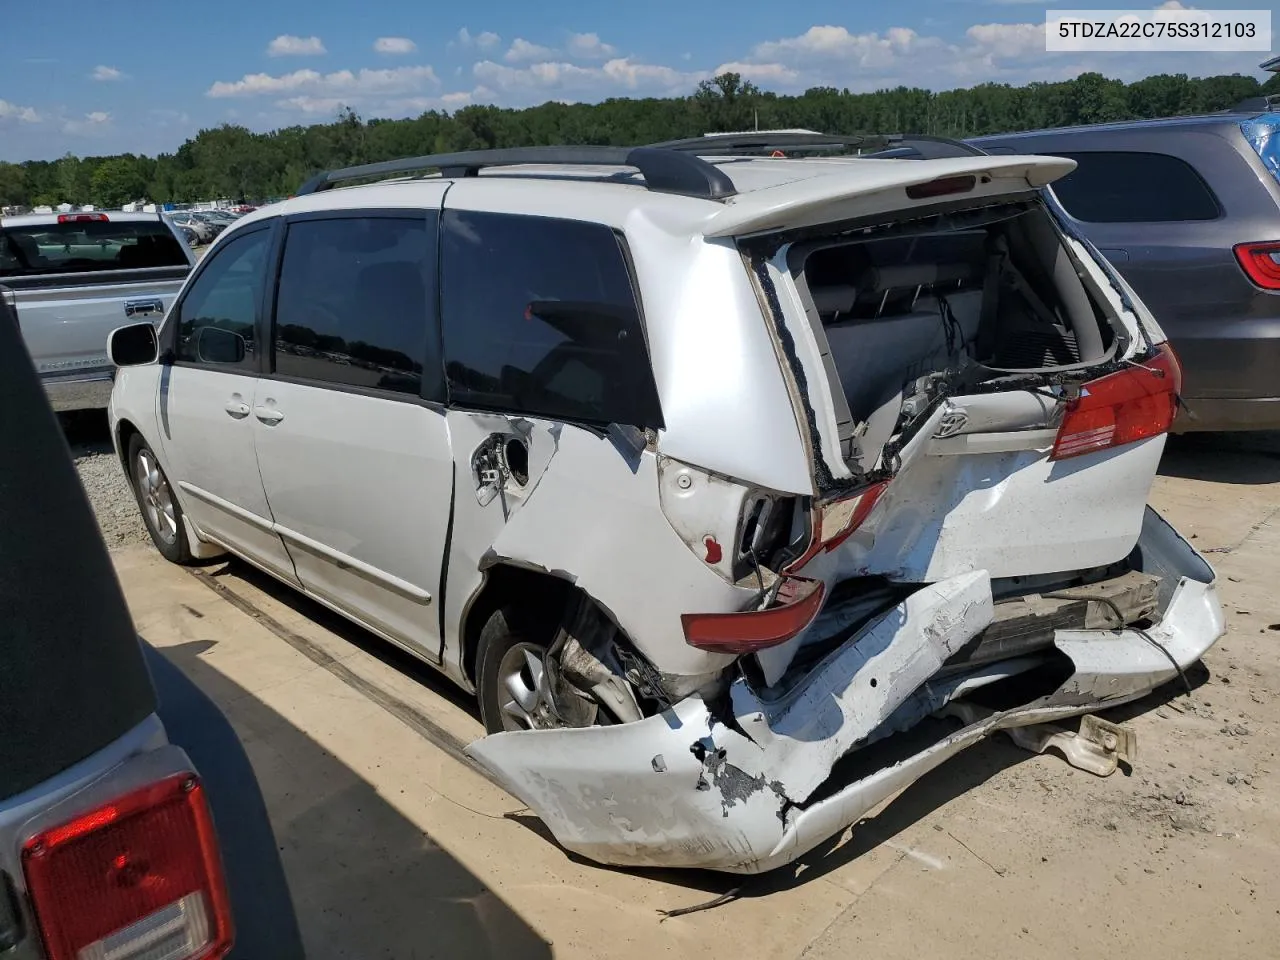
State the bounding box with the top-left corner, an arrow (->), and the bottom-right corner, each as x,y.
1,69 -> 1274,209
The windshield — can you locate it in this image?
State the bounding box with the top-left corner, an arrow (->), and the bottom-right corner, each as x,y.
0,219 -> 188,278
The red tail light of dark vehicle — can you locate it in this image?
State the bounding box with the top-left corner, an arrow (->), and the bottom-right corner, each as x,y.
22,773 -> 234,960
1234,241 -> 1280,290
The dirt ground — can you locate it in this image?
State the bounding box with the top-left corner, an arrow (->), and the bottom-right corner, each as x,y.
96,429 -> 1280,960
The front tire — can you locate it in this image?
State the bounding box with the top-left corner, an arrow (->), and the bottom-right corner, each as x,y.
128,433 -> 192,564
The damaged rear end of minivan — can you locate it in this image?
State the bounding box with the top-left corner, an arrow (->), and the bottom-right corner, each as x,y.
465,154 -> 1225,874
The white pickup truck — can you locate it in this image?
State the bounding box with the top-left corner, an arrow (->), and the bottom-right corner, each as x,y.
0,211 -> 195,410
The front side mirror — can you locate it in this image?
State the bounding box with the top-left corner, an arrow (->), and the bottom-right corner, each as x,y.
107,322 -> 159,367
195,326 -> 246,365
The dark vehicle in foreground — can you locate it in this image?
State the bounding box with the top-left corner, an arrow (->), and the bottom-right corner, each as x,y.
0,294 -> 303,959
972,102 -> 1280,432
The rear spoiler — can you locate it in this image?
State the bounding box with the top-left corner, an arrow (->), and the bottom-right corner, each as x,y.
700,155 -> 1077,239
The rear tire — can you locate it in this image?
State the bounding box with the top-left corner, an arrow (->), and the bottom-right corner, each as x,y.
128,433 -> 192,565
477,607 -> 555,734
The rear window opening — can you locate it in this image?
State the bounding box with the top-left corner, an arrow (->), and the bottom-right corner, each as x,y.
0,220 -> 188,278
786,201 -> 1123,464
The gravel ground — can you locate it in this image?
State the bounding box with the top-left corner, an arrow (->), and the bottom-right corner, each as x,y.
61,411 -> 149,549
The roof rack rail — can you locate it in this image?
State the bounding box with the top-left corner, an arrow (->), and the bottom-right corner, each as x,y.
295,145 -> 737,200
648,131 -> 868,154
862,135 -> 989,159
648,131 -> 987,160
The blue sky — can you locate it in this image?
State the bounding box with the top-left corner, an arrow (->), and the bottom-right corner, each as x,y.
0,0 -> 1270,161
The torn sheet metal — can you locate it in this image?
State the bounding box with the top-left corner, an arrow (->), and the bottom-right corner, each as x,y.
730,570 -> 993,804
845,433 -> 1166,582
466,508 -> 1223,875
483,426 -> 758,679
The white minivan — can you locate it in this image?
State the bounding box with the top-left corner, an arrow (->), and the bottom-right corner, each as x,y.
108,135 -> 1224,875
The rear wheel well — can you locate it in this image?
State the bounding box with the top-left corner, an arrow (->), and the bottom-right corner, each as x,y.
460,565 -> 575,686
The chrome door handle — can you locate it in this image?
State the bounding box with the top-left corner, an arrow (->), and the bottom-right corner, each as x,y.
224,398 -> 250,419
253,405 -> 284,425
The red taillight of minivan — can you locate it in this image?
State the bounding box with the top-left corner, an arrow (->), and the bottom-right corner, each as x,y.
1051,343 -> 1182,461
22,774 -> 234,960
682,575 -> 826,654
680,481 -> 889,654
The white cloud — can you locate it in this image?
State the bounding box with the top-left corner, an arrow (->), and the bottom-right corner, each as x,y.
63,111 -> 111,135
602,59 -> 703,89
91,65 -> 124,81
720,16 -> 1264,95
267,34 -> 326,57
209,64 -> 440,98
965,22 -> 1044,58
566,32 -> 617,59
457,28 -> 501,50
505,38 -> 556,63
0,99 -> 41,123
714,61 -> 799,83
475,60 -> 592,88
752,25 -> 941,67
374,36 -> 417,55
471,57 -> 705,102
276,96 -> 348,115
381,91 -> 475,114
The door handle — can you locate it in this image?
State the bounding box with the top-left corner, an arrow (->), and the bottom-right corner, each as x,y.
253,405 -> 284,425
224,398 -> 250,419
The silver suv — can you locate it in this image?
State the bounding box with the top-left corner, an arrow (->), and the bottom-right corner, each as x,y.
107,135 -> 1225,874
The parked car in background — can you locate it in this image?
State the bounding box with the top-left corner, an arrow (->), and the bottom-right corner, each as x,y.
166,214 -> 214,245
972,104 -> 1280,432
176,224 -> 201,247
0,292 -> 305,960
107,138 -> 1223,875
0,210 -> 195,411
187,213 -> 230,240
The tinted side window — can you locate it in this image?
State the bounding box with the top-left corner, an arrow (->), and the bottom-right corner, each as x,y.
273,216 -> 432,397
1050,151 -> 1221,223
174,228 -> 268,369
440,210 -> 663,428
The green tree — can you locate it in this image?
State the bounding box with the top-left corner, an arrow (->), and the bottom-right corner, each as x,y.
55,153 -> 92,205
1069,72 -> 1130,125
8,66 -> 1271,202
0,162 -> 27,206
90,157 -> 146,207
694,72 -> 763,132
1127,74 -> 1193,119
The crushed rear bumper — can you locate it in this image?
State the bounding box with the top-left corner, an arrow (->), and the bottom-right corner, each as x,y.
465,508 -> 1223,873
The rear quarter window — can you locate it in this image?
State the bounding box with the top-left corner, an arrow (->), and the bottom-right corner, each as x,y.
1047,150 -> 1222,223
0,219 -> 188,277
439,210 -> 663,430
